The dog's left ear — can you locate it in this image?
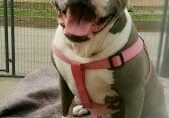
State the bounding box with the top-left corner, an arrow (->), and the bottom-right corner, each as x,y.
115,0 -> 128,13
107,0 -> 128,19
51,0 -> 59,11
119,0 -> 128,9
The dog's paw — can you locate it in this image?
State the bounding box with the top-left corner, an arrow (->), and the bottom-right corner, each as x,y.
73,105 -> 90,117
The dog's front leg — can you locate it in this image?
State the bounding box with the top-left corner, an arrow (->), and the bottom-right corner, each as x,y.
124,86 -> 145,118
60,78 -> 74,118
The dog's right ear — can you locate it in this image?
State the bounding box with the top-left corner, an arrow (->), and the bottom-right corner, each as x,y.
51,0 -> 59,11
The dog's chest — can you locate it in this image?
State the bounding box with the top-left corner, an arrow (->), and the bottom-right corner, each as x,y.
53,55 -> 118,104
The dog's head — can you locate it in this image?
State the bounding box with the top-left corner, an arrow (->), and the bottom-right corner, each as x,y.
52,0 -> 128,42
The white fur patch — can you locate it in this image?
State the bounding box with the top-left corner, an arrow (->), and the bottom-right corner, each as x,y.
91,0 -> 110,16
85,69 -> 117,103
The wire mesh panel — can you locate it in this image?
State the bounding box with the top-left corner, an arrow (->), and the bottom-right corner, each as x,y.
0,0 -> 9,74
13,1 -> 57,75
0,1 -> 6,71
129,0 -> 164,32
0,0 -> 166,76
129,0 -> 165,66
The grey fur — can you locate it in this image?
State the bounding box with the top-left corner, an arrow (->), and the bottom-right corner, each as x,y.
111,26 -> 168,118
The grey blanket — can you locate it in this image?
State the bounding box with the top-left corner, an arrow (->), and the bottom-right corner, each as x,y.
0,68 -> 91,118
0,68 -> 63,118
0,68 -> 168,118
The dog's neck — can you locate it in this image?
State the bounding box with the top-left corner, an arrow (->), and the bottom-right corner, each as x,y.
54,9 -> 132,63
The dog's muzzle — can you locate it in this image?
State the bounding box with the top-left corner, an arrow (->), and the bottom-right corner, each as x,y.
57,1 -> 114,42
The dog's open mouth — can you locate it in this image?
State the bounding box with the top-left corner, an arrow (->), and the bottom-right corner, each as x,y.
58,3 -> 113,42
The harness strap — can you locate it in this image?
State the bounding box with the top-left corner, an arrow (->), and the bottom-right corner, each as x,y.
71,63 -> 91,107
83,37 -> 144,69
140,36 -> 152,83
71,63 -> 107,108
52,37 -> 145,109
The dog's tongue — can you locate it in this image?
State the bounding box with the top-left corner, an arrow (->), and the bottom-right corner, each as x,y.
64,10 -> 92,37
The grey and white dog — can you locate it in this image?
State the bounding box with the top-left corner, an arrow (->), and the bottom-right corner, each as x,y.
51,0 -> 168,118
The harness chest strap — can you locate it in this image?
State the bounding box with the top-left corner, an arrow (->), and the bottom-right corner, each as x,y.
52,37 -> 145,108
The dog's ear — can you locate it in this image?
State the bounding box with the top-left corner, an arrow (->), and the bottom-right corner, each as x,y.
50,0 -> 59,11
119,0 -> 128,10
110,0 -> 128,18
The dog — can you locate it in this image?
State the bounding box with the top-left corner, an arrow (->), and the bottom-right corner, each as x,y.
51,0 -> 168,118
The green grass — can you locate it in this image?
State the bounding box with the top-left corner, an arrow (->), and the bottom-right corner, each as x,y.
0,8 -> 161,21
131,13 -> 162,21
0,8 -> 57,18
0,4 -> 162,21
14,8 -> 57,18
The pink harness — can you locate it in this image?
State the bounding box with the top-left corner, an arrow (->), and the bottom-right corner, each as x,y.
52,37 -> 147,109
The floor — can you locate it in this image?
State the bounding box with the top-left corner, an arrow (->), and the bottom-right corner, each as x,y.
0,78 -> 21,104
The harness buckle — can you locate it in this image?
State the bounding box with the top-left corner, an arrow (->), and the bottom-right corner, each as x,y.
108,53 -> 125,70
119,53 -> 125,65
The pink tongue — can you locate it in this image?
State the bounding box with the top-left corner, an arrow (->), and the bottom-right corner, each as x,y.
65,17 -> 92,37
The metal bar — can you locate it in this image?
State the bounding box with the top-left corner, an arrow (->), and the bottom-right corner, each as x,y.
10,0 -> 16,76
0,69 -> 7,71
163,13 -> 169,55
3,0 -> 9,72
0,75 -> 24,78
156,0 -> 169,73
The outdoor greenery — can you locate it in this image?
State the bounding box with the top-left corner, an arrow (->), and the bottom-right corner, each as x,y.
0,2 -> 162,30
0,8 -> 162,21
131,13 -> 162,21
0,2 -> 56,18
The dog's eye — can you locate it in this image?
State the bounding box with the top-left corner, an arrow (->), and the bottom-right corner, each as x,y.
98,16 -> 110,24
